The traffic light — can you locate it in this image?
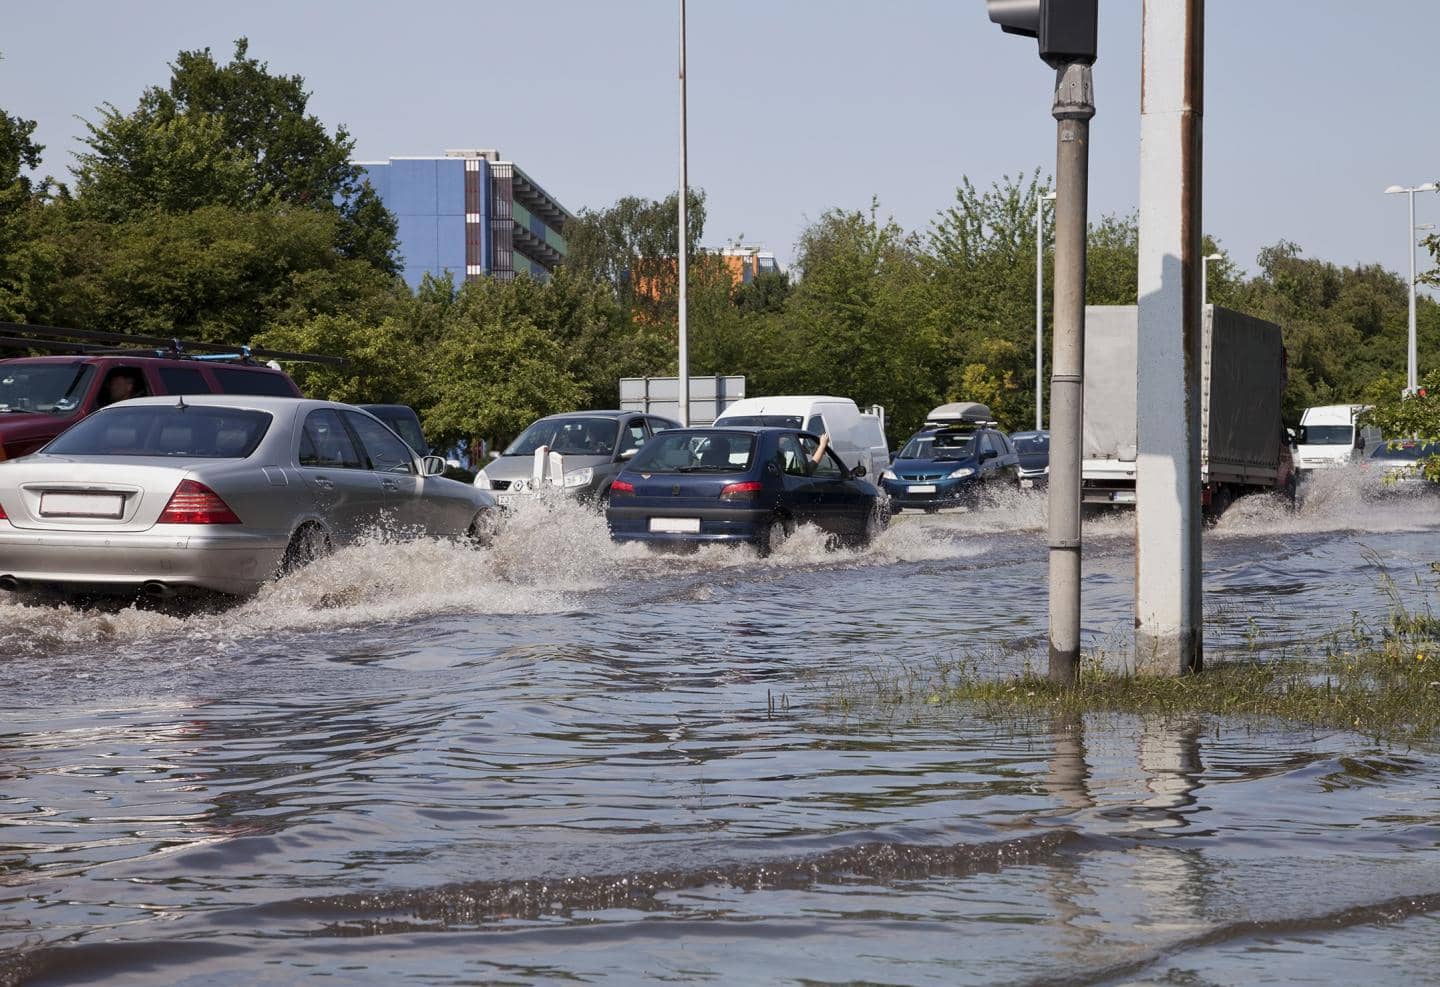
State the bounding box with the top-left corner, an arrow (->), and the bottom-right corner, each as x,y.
986,0 -> 1098,67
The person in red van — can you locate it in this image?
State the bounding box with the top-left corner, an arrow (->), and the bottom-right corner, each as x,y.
97,368 -> 147,407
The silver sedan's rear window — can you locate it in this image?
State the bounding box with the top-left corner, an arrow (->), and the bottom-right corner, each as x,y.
45,406 -> 273,458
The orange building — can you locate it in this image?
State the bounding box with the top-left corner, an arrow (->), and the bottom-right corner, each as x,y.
632,245 -> 783,302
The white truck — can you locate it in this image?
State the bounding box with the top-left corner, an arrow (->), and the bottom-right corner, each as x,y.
1294,404 -> 1380,471
1082,304 -> 1297,517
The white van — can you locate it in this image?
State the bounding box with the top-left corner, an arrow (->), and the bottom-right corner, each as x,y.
1295,404 -> 1380,470
714,396 -> 890,478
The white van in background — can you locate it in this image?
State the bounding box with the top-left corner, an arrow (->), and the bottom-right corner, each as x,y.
1295,404 -> 1380,470
714,396 -> 890,478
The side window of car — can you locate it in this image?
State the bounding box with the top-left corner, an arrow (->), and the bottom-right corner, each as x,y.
805,414 -> 826,436
619,418 -> 648,456
814,449 -> 845,479
776,434 -> 807,476
344,411 -> 416,474
300,409 -> 364,469
158,367 -> 212,394
796,435 -> 844,478
649,417 -> 677,434
979,432 -> 998,458
212,368 -> 297,396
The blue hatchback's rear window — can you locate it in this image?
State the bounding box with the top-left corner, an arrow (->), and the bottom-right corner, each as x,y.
629,432 -> 755,473
45,406 -> 272,458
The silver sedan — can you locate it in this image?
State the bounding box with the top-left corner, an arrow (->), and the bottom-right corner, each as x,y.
0,395 -> 497,597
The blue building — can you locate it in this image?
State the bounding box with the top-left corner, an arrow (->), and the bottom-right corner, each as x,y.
355,149 -> 571,289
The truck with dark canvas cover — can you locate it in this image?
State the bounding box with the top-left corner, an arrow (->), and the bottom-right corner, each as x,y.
1081,304 -> 1292,515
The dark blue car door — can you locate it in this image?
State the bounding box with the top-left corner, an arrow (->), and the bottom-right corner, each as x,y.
798,436 -> 855,535
776,433 -> 822,526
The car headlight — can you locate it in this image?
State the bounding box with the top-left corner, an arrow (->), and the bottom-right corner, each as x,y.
563,466 -> 593,489
474,469 -> 491,490
881,468 -> 897,480
947,467 -> 976,479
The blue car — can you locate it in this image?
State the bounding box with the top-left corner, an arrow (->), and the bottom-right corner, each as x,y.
606,427 -> 884,554
1008,429 -> 1050,488
880,424 -> 1021,511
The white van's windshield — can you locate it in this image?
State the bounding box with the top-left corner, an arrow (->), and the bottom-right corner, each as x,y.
719,415 -> 803,428
1301,425 -> 1353,446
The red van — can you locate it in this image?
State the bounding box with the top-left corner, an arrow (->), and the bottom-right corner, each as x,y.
0,355 -> 302,461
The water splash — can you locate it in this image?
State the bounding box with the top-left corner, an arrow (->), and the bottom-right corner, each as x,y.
1213,464 -> 1437,537
0,493 -> 993,659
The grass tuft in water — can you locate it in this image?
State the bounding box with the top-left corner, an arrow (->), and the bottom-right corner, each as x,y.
824,553 -> 1440,744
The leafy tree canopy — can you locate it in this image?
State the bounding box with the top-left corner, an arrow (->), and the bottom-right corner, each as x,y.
72,38 -> 396,274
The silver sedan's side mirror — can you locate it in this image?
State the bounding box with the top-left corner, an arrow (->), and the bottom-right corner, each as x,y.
421,455 -> 448,476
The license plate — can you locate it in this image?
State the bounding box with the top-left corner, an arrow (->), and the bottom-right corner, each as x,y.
649,517 -> 701,533
908,484 -> 937,494
40,492 -> 125,518
1020,478 -> 1034,488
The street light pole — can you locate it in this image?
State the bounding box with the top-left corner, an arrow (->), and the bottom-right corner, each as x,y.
1036,190 -> 1056,431
677,0 -> 690,426
1201,253 -> 1223,310
1385,182 -> 1438,395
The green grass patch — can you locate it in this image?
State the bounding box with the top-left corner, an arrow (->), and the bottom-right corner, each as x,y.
822,553 -> 1440,744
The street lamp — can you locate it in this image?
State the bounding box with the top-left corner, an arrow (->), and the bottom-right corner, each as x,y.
676,0 -> 690,425
1200,253 -> 1223,310
1385,182 -> 1439,395
1035,190 -> 1056,431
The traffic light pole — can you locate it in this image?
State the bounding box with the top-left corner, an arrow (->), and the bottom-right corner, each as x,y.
1047,61 -> 1094,685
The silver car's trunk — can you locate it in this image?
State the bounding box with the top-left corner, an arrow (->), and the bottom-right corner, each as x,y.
3,458 -> 198,532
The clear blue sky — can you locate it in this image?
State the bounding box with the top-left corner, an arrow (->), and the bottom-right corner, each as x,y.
5,0 -> 1437,284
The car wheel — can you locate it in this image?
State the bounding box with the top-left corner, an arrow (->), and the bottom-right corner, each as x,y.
467,509 -> 499,548
280,523 -> 331,576
757,515 -> 792,558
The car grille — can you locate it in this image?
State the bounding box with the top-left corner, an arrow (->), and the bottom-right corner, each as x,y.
900,473 -> 947,482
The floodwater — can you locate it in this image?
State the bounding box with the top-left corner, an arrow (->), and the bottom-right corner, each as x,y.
3,467 -> 1440,985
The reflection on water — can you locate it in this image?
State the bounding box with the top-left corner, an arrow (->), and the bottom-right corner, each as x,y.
3,480 -> 1440,983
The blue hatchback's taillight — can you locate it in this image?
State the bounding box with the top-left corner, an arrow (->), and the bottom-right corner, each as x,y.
719,481 -> 762,501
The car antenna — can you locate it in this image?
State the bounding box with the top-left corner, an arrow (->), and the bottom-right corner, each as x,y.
176,394 -> 188,411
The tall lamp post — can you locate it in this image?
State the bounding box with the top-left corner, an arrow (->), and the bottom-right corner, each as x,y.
676,0 -> 690,425
1200,253 -> 1223,310
1035,190 -> 1057,431
1385,182 -> 1438,395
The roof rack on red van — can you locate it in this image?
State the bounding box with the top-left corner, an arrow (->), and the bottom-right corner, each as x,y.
0,322 -> 345,366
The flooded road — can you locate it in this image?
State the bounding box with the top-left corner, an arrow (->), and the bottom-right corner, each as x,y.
4,468 -> 1440,985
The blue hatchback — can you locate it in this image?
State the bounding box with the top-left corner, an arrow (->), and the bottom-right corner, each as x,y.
606,427 -> 884,554
880,425 -> 1021,511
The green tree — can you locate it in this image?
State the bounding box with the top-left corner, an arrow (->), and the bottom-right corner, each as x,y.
0,99 -> 47,320
563,190 -> 706,315
73,38 -> 397,274
32,203 -> 399,341
778,201 -> 942,435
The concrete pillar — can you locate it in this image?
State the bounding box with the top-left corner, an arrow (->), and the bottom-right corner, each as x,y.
1135,0 -> 1204,675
